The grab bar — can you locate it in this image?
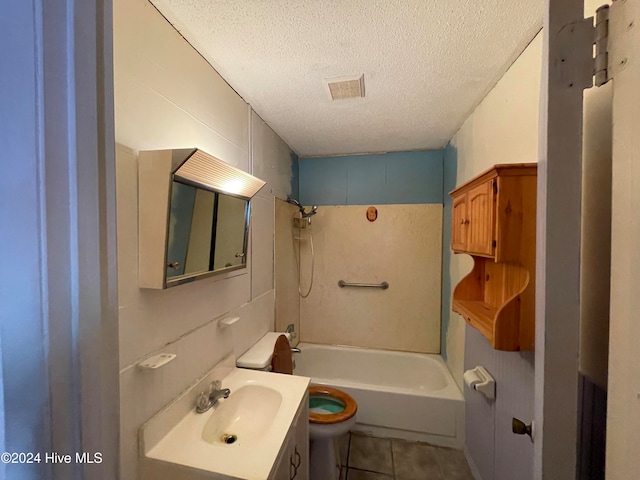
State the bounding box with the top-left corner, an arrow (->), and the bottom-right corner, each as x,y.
338,280 -> 389,290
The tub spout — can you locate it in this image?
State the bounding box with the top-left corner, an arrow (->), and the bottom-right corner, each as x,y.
291,347 -> 301,353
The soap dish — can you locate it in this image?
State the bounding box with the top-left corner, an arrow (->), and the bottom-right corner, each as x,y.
138,353 -> 176,370
219,316 -> 240,328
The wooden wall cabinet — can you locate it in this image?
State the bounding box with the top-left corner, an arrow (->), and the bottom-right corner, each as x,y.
450,164 -> 537,351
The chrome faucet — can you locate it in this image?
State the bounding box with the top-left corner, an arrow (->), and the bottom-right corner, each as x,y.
195,380 -> 231,414
285,323 -> 297,339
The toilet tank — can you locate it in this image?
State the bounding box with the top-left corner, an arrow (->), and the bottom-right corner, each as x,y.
236,332 -> 291,370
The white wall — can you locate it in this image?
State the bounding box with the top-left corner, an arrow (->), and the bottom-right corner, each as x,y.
446,33 -> 542,391
448,9 -> 615,476
113,1 -> 295,477
447,32 -> 542,480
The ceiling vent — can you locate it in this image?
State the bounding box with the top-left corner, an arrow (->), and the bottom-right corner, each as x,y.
325,74 -> 365,100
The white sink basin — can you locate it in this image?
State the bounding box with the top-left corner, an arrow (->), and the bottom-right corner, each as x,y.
201,384 -> 282,446
141,367 -> 310,480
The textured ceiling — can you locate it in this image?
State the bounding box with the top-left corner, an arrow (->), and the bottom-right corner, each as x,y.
148,0 -> 543,157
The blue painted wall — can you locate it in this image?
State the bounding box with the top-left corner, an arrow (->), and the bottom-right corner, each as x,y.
298,150 -> 444,206
441,143 -> 458,360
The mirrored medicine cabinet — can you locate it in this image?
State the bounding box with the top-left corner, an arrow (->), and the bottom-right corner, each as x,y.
138,148 -> 266,289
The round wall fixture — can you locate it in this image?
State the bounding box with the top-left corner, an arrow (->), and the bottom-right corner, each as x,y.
366,206 -> 378,222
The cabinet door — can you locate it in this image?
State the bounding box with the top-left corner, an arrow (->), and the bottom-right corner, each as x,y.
466,180 -> 496,256
270,393 -> 309,480
270,434 -> 294,480
451,194 -> 468,251
293,397 -> 309,480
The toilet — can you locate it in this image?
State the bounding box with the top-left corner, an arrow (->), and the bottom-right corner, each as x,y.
237,332 -> 357,480
307,385 -> 357,480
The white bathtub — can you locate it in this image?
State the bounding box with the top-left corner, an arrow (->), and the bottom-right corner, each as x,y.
294,343 -> 464,448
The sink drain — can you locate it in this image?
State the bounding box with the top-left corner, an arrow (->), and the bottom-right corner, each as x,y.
221,434 -> 237,445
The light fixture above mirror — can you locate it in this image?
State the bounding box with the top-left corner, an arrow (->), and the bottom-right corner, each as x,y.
173,149 -> 265,199
138,148 -> 266,289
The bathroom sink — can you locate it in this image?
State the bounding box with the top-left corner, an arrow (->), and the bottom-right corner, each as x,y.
201,385 -> 282,446
140,366 -> 310,480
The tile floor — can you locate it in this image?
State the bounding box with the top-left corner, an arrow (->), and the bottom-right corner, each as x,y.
337,432 -> 474,480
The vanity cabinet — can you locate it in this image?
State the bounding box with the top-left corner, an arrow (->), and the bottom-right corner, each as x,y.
270,391 -> 309,480
450,163 -> 537,351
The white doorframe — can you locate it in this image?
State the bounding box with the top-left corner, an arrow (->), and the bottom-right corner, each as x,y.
44,0 -> 120,477
535,0 -> 591,478
0,0 -> 119,478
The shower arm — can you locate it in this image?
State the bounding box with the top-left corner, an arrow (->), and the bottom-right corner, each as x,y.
287,198 -> 318,218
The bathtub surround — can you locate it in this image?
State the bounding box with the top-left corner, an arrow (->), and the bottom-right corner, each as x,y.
296,150 -> 445,353
299,150 -> 444,206
299,204 -> 442,353
114,0 -> 296,477
274,199 -> 302,345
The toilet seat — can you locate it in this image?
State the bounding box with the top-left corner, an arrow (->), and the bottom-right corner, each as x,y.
308,386 -> 357,424
268,338 -> 357,425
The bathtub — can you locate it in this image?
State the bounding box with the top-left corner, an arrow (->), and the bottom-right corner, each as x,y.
294,343 -> 464,448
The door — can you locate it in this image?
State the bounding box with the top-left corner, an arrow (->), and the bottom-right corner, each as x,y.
293,398 -> 309,480
605,0 -> 640,477
535,1 -> 639,479
466,180 -> 496,256
451,194 -> 468,251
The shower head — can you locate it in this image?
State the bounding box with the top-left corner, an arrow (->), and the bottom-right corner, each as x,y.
302,205 -> 318,218
288,198 -> 318,218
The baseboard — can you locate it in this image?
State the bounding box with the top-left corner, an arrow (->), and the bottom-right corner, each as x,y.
352,423 -> 462,449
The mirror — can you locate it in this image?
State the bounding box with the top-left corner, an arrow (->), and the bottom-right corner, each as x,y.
137,148 -> 265,289
166,181 -> 249,283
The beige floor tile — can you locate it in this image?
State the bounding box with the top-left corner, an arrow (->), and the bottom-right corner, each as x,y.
392,438 -> 443,480
435,447 -> 474,480
338,432 -> 351,467
348,434 -> 394,475
347,468 -> 394,480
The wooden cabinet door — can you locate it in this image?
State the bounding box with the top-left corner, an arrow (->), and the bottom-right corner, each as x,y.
451,194 -> 468,251
466,180 -> 496,256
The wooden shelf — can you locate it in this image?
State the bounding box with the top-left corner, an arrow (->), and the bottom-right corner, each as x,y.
453,300 -> 495,338
450,164 -> 537,351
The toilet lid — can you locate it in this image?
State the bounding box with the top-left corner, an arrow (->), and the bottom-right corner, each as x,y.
271,334 -> 293,374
